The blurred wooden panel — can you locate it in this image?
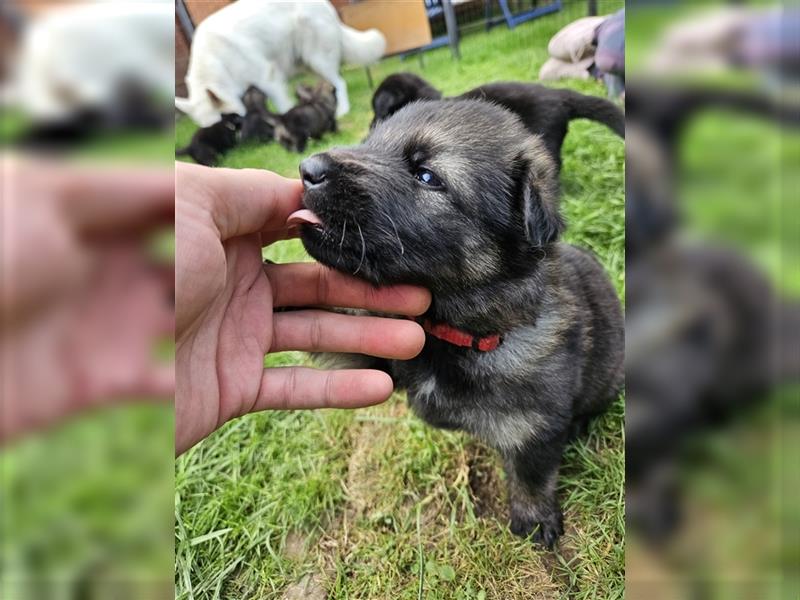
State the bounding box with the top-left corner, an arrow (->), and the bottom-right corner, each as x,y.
339,0 -> 431,56
184,0 -> 232,24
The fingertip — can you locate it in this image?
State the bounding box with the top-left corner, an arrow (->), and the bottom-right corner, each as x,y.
396,321 -> 427,359
403,286 -> 432,316
366,370 -> 394,403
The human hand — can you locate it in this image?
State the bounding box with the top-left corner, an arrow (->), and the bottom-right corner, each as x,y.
1,156 -> 174,442
175,163 -> 430,454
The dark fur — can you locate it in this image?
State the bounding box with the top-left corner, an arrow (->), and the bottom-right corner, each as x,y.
370,73 -> 625,168
16,80 -> 169,151
297,100 -> 624,547
269,82 -> 338,153
370,72 -> 442,128
175,113 -> 242,167
240,86 -> 276,144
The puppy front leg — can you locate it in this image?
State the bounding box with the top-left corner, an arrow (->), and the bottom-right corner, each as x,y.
503,432 -> 567,549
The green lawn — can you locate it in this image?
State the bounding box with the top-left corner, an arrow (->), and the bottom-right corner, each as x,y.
175,2 -> 625,599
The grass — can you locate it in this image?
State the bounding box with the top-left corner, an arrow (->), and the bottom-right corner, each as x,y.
175,2 -> 625,599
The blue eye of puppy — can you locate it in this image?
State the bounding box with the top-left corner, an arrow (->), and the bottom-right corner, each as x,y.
415,167 -> 443,188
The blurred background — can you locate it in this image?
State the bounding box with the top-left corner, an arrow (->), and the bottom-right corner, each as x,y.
1,1 -> 175,598
625,1 -> 799,599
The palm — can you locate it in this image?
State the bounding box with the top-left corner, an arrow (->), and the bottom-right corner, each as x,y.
214,234 -> 275,426
176,224 -> 273,444
175,163 -> 430,453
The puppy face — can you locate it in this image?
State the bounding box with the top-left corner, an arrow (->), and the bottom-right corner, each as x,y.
296,100 -> 560,290
243,86 -> 268,115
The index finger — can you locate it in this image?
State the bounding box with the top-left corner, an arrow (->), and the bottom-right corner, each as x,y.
265,262 -> 431,316
176,162 -> 304,241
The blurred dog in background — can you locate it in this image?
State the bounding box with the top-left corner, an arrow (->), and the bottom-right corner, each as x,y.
3,1 -> 173,147
175,113 -> 242,167
175,0 -> 384,127
240,86 -> 275,144
624,82 -> 800,539
267,81 -> 337,153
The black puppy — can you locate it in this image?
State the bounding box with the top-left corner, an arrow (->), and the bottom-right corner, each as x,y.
371,73 -> 624,169
370,72 -> 442,128
290,100 -> 624,548
240,86 -> 276,144
175,113 -> 242,167
269,81 -> 338,153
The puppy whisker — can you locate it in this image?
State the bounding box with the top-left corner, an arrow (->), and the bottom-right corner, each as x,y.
336,218 -> 347,267
353,221 -> 366,275
384,212 -> 405,257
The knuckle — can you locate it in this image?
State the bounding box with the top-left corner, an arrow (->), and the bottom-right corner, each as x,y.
281,368 -> 297,410
316,265 -> 330,304
323,372 -> 336,408
309,313 -> 324,349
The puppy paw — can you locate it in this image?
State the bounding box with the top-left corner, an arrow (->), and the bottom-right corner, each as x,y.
510,510 -> 564,549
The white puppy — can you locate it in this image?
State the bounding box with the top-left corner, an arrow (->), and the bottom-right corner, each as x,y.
176,0 -> 385,127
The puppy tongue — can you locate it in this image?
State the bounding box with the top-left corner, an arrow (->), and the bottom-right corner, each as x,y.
286,209 -> 323,227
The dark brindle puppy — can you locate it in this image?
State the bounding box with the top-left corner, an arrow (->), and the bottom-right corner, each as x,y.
269,81 -> 338,153
371,73 -> 624,169
289,100 -> 624,548
240,86 -> 276,144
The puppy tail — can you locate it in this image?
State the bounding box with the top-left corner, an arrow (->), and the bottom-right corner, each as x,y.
566,92 -> 625,138
340,24 -> 386,66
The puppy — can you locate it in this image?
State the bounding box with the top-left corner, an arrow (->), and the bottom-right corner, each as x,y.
240,86 -> 276,144
289,100 -> 624,547
371,73 -> 625,168
370,72 -> 442,128
175,113 -> 242,167
269,81 -> 337,153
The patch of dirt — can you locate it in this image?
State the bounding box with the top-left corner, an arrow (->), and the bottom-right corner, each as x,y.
279,574 -> 327,600
282,530 -> 308,562
344,399 -> 407,520
464,440 -> 506,520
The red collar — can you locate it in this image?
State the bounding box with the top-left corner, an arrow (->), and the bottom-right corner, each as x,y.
420,319 -> 502,352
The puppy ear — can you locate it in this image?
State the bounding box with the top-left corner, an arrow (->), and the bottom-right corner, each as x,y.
296,85 -> 313,102
206,88 -> 224,108
207,89 -> 247,117
515,138 -> 561,247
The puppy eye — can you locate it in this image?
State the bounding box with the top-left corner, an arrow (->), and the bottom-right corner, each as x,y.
415,167 -> 444,189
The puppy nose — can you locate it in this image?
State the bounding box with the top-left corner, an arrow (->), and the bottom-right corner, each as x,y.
300,154 -> 332,189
